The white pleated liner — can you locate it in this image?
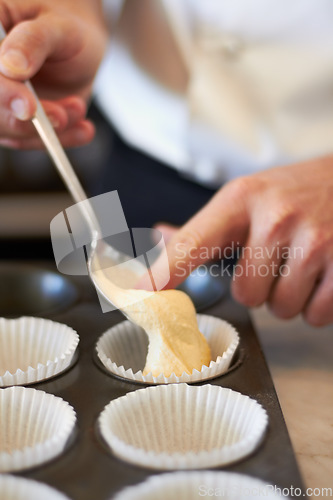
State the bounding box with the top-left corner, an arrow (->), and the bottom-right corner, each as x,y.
113,471 -> 287,500
96,314 -> 239,384
0,386 -> 77,472
99,383 -> 268,470
0,317 -> 79,386
0,475 -> 71,500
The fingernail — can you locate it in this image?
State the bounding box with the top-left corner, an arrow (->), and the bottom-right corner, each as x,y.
1,49 -> 29,72
10,98 -> 29,120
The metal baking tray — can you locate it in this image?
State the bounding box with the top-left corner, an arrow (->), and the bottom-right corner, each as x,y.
1,262 -> 307,499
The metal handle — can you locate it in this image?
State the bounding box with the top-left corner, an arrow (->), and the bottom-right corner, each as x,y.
0,21 -> 100,240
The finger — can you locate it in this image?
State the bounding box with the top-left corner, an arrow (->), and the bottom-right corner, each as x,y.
151,179 -> 250,289
303,265 -> 333,326
39,96 -> 87,131
0,98 -> 81,142
29,96 -> 87,132
154,223 -> 178,244
0,73 -> 79,135
134,224 -> 178,292
0,120 -> 95,150
0,79 -> 69,138
0,16 -> 82,81
231,193 -> 300,309
38,100 -> 69,130
268,231 -> 323,319
0,72 -> 37,130
56,96 -> 87,128
231,240 -> 285,308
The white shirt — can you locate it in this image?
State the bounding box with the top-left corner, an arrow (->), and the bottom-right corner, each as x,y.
94,0 -> 333,186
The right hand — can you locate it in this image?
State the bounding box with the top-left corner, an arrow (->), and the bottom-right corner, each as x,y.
0,0 -> 107,149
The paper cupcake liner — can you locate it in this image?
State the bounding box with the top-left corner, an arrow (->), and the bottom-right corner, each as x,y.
0,474 -> 71,500
0,386 -> 77,472
98,383 -> 268,470
0,317 -> 79,387
113,471 -> 287,499
96,314 -> 239,384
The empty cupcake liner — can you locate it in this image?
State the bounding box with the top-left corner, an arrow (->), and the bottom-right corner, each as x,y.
96,314 -> 239,384
0,317 -> 79,387
0,474 -> 71,500
98,383 -> 268,470
0,386 -> 77,472
113,471 -> 288,499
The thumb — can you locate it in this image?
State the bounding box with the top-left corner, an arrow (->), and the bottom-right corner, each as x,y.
0,16 -> 82,81
153,181 -> 250,290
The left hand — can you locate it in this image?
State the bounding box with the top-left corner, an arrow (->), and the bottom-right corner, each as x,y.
154,156 -> 333,326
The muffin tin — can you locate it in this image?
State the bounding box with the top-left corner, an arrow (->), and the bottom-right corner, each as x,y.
0,474 -> 71,500
0,262 -> 307,499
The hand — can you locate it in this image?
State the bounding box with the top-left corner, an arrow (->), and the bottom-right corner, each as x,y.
0,0 -> 107,149
155,156 -> 333,326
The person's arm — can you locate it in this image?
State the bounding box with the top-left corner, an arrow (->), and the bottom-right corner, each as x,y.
0,0 -> 107,149
154,156 -> 333,327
